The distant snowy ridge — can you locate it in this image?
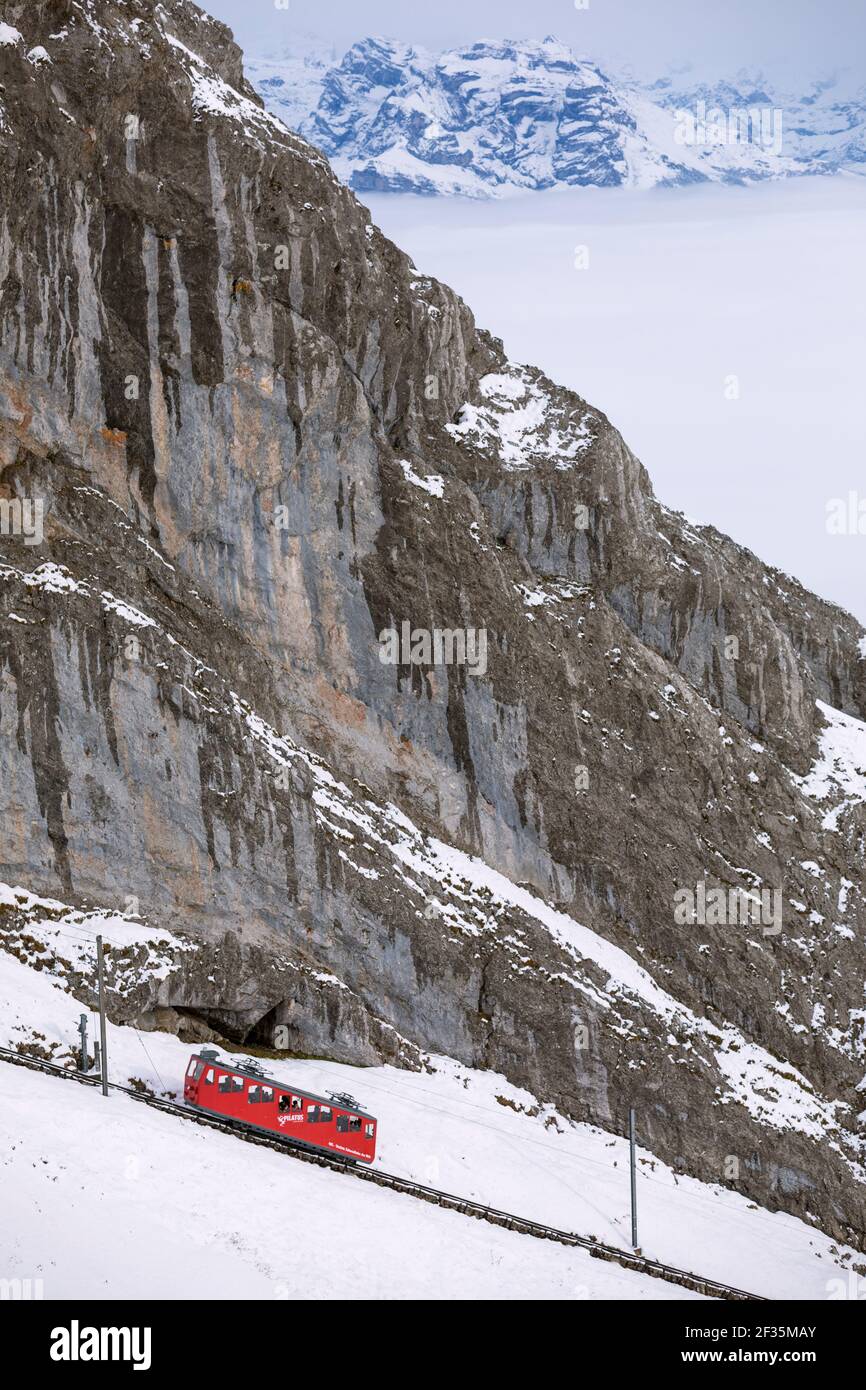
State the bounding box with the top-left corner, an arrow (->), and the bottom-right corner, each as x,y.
247,36 -> 866,197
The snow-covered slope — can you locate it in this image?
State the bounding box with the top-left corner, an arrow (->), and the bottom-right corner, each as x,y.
247,36 -> 866,197
1,1065 -> 694,1301
2,892 -> 864,1300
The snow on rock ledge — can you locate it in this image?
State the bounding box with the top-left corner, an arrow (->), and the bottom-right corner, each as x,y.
797,699 -> 866,831
446,364 -> 596,471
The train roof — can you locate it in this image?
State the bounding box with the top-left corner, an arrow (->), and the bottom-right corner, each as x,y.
192,1050 -> 376,1121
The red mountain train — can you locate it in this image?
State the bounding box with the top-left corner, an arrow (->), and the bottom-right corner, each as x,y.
183,1049 -> 378,1164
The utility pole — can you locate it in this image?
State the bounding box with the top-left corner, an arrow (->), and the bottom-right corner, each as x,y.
78,1013 -> 89,1072
629,1106 -> 639,1250
96,935 -> 109,1097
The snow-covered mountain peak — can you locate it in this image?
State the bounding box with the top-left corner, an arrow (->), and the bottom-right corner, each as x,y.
247,34 -> 866,197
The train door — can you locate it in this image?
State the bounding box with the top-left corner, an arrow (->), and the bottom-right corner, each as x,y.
184,1057 -> 205,1103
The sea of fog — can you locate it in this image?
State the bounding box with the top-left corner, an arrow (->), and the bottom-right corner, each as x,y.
366,175 -> 866,625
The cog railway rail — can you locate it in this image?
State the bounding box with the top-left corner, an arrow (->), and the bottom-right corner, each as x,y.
0,1043 -> 767,1302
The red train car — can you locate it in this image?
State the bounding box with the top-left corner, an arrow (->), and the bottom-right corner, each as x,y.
183,1049 -> 378,1164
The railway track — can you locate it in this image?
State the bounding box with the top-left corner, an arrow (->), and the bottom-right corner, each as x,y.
0,1043 -> 767,1301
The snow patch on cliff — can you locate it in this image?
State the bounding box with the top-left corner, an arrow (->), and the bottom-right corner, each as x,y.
797,699 -> 866,829
157,25 -> 332,176
0,881 -> 186,999
0,559 -> 159,630
399,460 -> 445,498
446,365 -> 595,470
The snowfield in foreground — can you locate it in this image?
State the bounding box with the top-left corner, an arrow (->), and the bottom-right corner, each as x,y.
0,1065 -> 695,1301
1,940 -> 863,1300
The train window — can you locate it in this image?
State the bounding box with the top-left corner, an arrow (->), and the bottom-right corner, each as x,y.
336,1115 -> 348,1133
365,1123 -> 374,1138
320,1107 -> 332,1123
261,1087 -> 273,1103
278,1094 -> 291,1113
231,1077 -> 244,1093
291,1095 -> 302,1111
186,1060 -> 196,1077
348,1117 -> 361,1132
249,1085 -> 260,1104
191,1061 -> 205,1081
218,1075 -> 231,1092
205,1070 -> 214,1085
307,1105 -> 320,1123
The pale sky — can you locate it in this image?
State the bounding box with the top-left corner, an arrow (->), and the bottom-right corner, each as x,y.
205,0 -> 866,87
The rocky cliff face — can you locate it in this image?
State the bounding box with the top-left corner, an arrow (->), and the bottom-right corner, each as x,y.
1,0 -> 866,1248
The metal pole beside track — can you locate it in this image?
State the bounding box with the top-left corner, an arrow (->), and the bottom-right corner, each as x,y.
78,1013 -> 89,1073
629,1106 -> 638,1250
96,935 -> 109,1097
